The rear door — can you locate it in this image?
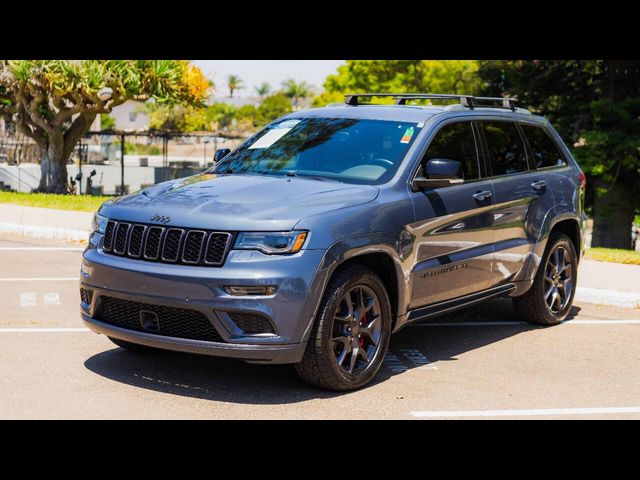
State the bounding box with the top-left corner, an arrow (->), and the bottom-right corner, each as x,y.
408,119 -> 495,308
476,120 -> 556,287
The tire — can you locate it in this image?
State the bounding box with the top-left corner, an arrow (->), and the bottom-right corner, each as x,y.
513,232 -> 578,325
294,264 -> 392,391
108,336 -> 159,353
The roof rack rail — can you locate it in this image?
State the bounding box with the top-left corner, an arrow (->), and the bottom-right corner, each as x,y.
343,93 -> 518,111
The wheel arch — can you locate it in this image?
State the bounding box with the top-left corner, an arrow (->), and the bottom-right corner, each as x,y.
321,235 -> 409,330
524,207 -> 583,284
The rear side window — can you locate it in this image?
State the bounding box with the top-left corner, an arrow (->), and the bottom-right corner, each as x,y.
480,122 -> 527,176
420,121 -> 479,180
520,124 -> 566,168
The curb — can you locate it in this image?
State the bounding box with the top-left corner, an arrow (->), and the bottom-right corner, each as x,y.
0,222 -> 89,243
574,286 -> 640,310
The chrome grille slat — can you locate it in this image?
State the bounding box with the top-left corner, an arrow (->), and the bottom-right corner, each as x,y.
204,232 -> 233,266
182,230 -> 206,264
143,226 -> 165,260
102,220 -> 232,267
113,222 -> 131,255
103,220 -> 117,252
161,228 -> 184,263
127,225 -> 147,258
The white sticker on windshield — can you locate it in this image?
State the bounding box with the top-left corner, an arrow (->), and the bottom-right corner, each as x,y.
249,128 -> 292,149
275,119 -> 301,129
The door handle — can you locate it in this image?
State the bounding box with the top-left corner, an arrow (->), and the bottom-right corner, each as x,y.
472,190 -> 492,201
531,180 -> 547,191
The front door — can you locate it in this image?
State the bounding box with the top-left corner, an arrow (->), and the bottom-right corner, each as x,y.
408,120 -> 495,308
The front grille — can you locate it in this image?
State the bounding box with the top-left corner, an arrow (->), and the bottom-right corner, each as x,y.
97,296 -> 225,342
227,311 -> 275,334
103,220 -> 232,267
80,288 -> 93,305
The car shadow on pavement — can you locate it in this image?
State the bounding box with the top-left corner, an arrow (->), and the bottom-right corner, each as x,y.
83,298 -> 581,405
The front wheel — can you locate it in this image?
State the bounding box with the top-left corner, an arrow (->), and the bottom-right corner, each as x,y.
294,264 -> 392,391
513,233 -> 577,325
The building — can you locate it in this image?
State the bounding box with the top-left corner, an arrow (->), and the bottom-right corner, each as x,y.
109,100 -> 151,131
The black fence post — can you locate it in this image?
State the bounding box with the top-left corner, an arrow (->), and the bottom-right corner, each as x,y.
120,133 -> 125,195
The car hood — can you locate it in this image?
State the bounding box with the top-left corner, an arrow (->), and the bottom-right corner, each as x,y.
101,173 -> 380,231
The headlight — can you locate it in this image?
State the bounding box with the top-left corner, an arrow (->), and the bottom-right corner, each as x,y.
234,231 -> 308,254
91,212 -> 108,234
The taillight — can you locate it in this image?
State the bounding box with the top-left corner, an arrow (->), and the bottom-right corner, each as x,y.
578,171 -> 586,189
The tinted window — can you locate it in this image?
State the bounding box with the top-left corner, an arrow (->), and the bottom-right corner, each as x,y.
520,124 -> 566,168
481,122 -> 528,176
213,117 -> 422,185
420,122 -> 478,180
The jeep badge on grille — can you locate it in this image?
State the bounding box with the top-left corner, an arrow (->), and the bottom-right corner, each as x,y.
150,214 -> 171,224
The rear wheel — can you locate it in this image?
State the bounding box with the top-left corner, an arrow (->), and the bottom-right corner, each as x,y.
108,336 -> 159,353
513,233 -> 577,325
294,264 -> 392,391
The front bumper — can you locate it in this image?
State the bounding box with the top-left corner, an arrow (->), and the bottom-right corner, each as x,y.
82,314 -> 307,364
80,233 -> 331,364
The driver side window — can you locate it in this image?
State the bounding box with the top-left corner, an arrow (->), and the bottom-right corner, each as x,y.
419,121 -> 479,180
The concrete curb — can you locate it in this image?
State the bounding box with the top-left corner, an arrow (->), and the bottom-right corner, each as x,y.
0,204 -> 91,243
0,222 -> 89,242
574,287 -> 640,310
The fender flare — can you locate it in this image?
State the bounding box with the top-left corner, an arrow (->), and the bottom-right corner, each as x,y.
523,204 -> 582,282
299,232 -> 409,343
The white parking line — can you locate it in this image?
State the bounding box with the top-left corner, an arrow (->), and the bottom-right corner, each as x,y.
410,406 -> 640,418
0,247 -> 84,251
411,319 -> 640,327
0,277 -> 77,282
0,328 -> 89,333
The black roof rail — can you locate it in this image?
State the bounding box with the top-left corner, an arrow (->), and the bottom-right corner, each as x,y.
344,93 -> 518,111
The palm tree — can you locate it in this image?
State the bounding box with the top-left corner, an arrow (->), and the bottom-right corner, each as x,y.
281,79 -> 314,108
227,74 -> 244,97
254,82 -> 271,98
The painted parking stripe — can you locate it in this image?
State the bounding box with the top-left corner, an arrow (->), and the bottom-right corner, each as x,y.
0,247 -> 84,251
411,406 -> 640,418
0,328 -> 90,333
411,319 -> 640,327
0,277 -> 77,282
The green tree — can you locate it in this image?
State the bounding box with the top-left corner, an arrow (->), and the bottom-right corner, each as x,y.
0,60 -> 209,192
100,113 -> 116,131
254,82 -> 271,97
313,60 -> 481,106
478,60 -> 640,249
258,93 -> 292,124
147,103 -> 209,132
280,79 -> 313,108
227,74 -> 244,97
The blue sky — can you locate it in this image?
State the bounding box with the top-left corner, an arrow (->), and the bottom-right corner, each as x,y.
192,60 -> 345,98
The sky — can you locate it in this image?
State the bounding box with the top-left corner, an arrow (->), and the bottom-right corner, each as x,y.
192,60 -> 345,98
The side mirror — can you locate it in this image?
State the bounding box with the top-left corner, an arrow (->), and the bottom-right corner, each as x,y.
412,158 -> 464,191
213,148 -> 231,163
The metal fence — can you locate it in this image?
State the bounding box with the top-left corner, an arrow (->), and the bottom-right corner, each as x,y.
0,129 -> 247,195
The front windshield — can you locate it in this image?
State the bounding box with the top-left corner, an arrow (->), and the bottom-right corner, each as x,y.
213,117 -> 422,185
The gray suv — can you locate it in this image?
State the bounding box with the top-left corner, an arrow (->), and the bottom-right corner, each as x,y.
81,93 -> 587,391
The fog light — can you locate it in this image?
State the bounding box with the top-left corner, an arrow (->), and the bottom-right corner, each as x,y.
224,286 -> 278,296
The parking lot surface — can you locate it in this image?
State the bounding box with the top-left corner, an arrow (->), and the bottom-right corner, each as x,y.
1,233 -> 639,419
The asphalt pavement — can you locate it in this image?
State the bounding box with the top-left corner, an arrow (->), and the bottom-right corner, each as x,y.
1,232 -> 639,419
